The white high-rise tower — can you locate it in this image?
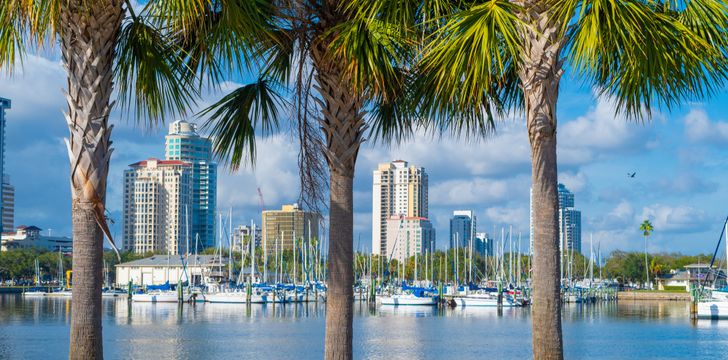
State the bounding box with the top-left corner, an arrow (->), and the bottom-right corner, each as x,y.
372,160 -> 429,255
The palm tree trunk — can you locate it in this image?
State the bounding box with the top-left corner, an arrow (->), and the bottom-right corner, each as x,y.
60,1 -> 124,359
519,4 -> 565,359
312,40 -> 365,359
644,235 -> 649,288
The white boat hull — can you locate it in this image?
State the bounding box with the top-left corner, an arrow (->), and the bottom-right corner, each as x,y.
454,296 -> 499,307
698,301 -> 728,319
380,295 -> 437,306
206,292 -> 268,304
132,291 -> 189,303
22,291 -> 47,297
711,290 -> 728,301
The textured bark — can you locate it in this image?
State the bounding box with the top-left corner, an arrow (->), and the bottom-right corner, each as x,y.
517,4 -> 565,360
60,1 -> 124,359
311,12 -> 365,356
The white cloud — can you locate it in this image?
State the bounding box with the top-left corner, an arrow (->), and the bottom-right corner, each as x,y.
559,97 -> 654,161
559,171 -> 588,193
638,204 -> 710,234
684,109 -> 728,144
430,178 -> 511,206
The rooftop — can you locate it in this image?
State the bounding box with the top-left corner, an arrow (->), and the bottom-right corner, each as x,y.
116,255 -> 228,267
129,158 -> 191,167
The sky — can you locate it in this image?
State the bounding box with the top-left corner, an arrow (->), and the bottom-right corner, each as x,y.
1,54 -> 728,256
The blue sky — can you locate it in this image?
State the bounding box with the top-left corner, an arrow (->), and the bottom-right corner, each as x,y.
1,54 -> 728,256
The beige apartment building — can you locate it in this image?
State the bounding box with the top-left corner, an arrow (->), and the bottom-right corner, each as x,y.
385,216 -> 435,262
261,204 -> 319,253
122,158 -> 192,255
372,160 -> 429,256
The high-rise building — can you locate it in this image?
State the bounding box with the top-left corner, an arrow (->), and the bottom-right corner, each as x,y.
450,210 -> 476,249
261,204 -> 319,253
372,160 -> 428,255
0,97 -> 10,234
2,176 -> 14,231
385,216 -> 435,262
232,224 -> 262,253
122,159 -> 192,254
475,232 -> 494,257
529,183 -> 582,255
165,120 -> 217,249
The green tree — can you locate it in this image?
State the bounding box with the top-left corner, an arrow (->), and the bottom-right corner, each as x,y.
181,3 -> 422,358
1,1 -> 198,357
389,1 -> 728,358
640,220 -> 654,288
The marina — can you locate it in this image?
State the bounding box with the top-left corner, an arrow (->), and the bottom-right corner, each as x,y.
0,295 -> 727,359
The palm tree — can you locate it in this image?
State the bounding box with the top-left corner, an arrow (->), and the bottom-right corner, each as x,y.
1,1 -> 201,358
171,2 -> 421,359
640,219 -> 654,289
387,0 -> 728,358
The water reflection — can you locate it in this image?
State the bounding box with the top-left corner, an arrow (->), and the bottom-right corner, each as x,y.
2,295 -> 728,360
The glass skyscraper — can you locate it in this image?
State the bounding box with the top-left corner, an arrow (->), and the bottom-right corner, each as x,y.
0,97 -> 10,234
529,183 -> 582,255
449,210 -> 475,249
165,120 -> 217,250
556,183 -> 582,254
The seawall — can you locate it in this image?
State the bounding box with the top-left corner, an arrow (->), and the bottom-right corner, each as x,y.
617,291 -> 690,301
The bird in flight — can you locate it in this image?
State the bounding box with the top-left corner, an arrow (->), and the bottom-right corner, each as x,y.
628,172 -> 636,178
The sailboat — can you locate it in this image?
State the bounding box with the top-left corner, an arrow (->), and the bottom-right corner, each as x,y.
23,259 -> 47,297
697,217 -> 728,319
49,249 -> 72,297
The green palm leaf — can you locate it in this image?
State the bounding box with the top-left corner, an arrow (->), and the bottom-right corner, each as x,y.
114,16 -> 198,124
566,0 -> 728,116
200,78 -> 285,169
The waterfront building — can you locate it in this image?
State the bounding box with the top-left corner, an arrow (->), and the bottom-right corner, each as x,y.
450,210 -> 476,249
1,225 -> 72,252
372,160 -> 428,256
165,120 -> 217,250
2,176 -> 13,231
261,204 -> 319,253
122,158 -> 192,255
529,183 -> 582,254
232,224 -> 262,253
0,97 -> 9,234
655,264 -> 726,291
385,216 -> 435,262
114,254 -> 230,286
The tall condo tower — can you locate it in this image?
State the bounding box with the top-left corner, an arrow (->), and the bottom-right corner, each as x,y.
165,120 -> 217,249
0,98 -> 9,234
372,160 -> 428,255
122,159 -> 193,254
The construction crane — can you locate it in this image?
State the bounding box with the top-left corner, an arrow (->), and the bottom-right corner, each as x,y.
257,187 -> 265,212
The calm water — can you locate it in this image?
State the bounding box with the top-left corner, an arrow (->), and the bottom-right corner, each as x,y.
0,295 -> 726,359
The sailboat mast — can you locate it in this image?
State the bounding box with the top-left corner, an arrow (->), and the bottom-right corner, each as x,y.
251,220 -> 256,284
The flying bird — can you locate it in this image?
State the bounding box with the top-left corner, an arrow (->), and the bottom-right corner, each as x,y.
628,172 -> 636,178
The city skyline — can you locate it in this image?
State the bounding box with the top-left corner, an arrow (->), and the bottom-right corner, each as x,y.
1,55 -> 728,255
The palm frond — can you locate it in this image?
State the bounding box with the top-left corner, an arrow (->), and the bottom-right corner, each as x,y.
416,0 -> 523,137
150,0 -> 277,85
0,0 -> 58,70
567,0 -> 728,117
200,78 -> 285,170
114,16 -> 198,125
328,16 -> 413,101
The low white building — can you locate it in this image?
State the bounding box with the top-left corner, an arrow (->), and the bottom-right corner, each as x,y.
115,254 -> 231,287
1,225 -> 72,252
